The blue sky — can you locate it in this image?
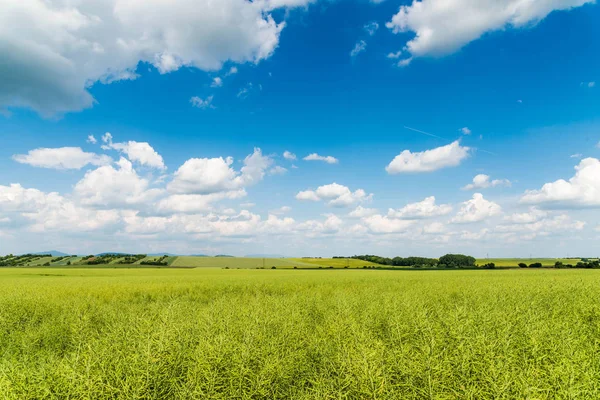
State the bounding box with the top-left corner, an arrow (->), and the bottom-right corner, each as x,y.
1,0 -> 599,257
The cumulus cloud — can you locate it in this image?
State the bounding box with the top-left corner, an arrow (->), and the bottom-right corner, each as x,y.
386,0 -> 593,63
269,166 -> 288,175
521,158 -> 600,208
296,183 -> 373,208
87,135 -> 98,144
362,214 -> 415,234
0,183 -> 120,233
503,207 -> 548,224
0,0 -> 316,116
349,205 -> 379,218
497,214 -> 586,237
157,190 -> 247,213
451,193 -> 501,223
463,174 -> 511,190
460,127 -> 472,135
386,141 -> 470,174
211,77 -> 223,88
101,136 -> 166,170
12,147 -> 112,170
283,151 -> 297,160
388,196 -> 452,219
303,153 -> 339,164
74,158 -> 163,208
168,148 -> 273,194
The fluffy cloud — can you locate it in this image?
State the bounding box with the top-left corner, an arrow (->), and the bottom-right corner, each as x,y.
364,22 -> 379,36
74,158 -> 163,208
521,158 -> 600,208
0,0 -> 315,116
460,127 -> 472,135
102,136 -> 166,170
497,214 -> 586,237
362,215 -> 415,234
12,147 -> 112,170
297,214 -> 343,235
283,151 -> 297,160
504,207 -> 548,224
168,148 -> 272,194
463,174 -> 511,190
386,141 -> 470,174
303,153 -> 339,164
87,135 -> 98,144
157,190 -> 247,213
296,183 -> 373,207
451,193 -> 501,223
386,0 -> 593,63
388,196 -> 452,219
0,184 -> 120,232
211,77 -> 223,88
349,206 -> 379,218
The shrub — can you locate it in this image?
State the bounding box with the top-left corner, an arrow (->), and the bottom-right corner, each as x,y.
518,263 -> 528,268
529,263 -> 543,268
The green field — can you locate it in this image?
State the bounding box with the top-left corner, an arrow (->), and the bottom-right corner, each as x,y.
1,268 -> 600,398
170,257 -> 381,269
477,258 -> 590,267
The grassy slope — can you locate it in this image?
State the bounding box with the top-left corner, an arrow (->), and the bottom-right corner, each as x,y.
1,268 -> 600,398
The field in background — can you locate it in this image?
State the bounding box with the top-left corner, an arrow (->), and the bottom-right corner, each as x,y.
477,258 -> 591,267
1,268 -> 600,398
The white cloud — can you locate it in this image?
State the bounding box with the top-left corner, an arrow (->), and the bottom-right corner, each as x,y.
497,214 -> 586,236
296,183 -> 373,208
190,96 -> 215,109
461,127 -> 472,135
386,0 -> 593,62
211,77 -> 223,88
297,214 -> 343,235
350,40 -> 367,57
451,193 -> 501,224
504,207 -> 548,224
521,158 -> 600,208
283,151 -> 297,160
87,135 -> 97,144
463,174 -> 511,190
423,222 -> 445,234
226,66 -> 238,76
0,0 -> 316,116
349,206 -> 378,218
102,136 -> 166,170
0,184 -> 120,233
388,196 -> 452,219
387,51 -> 403,59
364,22 -> 379,36
157,190 -> 247,213
571,153 -> 583,159
74,158 -> 163,208
12,147 -> 112,170
270,206 -> 292,215
168,148 -> 272,194
386,140 -> 470,174
581,81 -> 596,88
362,215 -> 415,234
303,153 -> 339,164
269,166 -> 288,175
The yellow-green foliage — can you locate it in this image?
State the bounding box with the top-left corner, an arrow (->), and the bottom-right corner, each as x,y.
1,268 -> 600,399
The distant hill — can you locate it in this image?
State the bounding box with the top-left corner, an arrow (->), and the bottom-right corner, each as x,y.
147,253 -> 178,257
32,251 -> 70,257
245,254 -> 285,258
189,254 -> 209,257
96,252 -> 129,256
215,255 -> 234,258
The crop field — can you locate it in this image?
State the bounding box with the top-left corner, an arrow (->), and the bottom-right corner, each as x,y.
169,257 -> 379,269
477,258 -> 591,267
1,268 -> 600,399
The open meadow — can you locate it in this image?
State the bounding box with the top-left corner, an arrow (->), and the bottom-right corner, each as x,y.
1,268 -> 600,399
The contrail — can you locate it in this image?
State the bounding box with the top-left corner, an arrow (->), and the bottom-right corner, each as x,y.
404,125 -> 498,156
403,126 -> 446,140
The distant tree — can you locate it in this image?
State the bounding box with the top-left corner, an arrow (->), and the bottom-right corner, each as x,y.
555,261 -> 564,268
438,254 -> 476,268
482,263 -> 496,269
529,263 -> 542,268
518,263 -> 528,268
